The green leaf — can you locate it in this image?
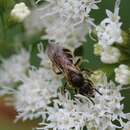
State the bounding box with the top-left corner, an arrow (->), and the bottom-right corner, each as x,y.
0,0 -> 15,13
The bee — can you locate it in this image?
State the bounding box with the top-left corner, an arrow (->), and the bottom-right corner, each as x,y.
47,43 -> 101,100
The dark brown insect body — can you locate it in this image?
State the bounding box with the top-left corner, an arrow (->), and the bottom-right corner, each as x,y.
47,43 -> 95,97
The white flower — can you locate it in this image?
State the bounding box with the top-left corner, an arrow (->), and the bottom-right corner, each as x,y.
40,0 -> 101,25
25,8 -> 90,49
123,121 -> 130,130
40,93 -> 86,130
41,20 -> 89,50
25,0 -> 101,49
15,67 -> 61,121
0,48 -> 62,121
11,2 -> 31,22
39,74 -> 129,130
14,50 -> 61,121
0,50 -> 129,130
115,64 -> 130,85
37,43 -> 51,67
43,107 -> 85,130
96,0 -> 123,46
0,49 -> 30,86
100,46 -> 121,64
91,70 -> 105,85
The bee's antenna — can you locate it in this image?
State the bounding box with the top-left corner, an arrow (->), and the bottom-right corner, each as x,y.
95,88 -> 102,95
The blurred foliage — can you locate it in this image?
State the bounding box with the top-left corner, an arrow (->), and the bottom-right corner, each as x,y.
0,0 -> 130,130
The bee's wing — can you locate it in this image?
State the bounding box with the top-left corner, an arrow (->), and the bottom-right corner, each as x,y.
63,64 -> 81,82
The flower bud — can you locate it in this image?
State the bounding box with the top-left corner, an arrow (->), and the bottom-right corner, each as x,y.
100,46 -> 121,64
94,43 -> 103,56
115,64 -> 130,85
11,2 -> 30,22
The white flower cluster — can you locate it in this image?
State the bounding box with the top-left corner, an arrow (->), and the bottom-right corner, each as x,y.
15,67 -> 61,121
123,121 -> 130,130
0,47 -> 62,121
0,0 -> 130,130
39,75 -> 129,130
11,2 -> 31,22
0,46 -> 129,130
100,46 -> 121,64
94,0 -> 123,64
43,0 -> 100,24
94,44 -> 121,64
0,49 -> 30,86
25,0 -> 101,50
96,0 -> 122,46
93,0 -> 130,86
115,64 -> 130,85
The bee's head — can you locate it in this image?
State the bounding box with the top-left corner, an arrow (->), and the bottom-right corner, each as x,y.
79,83 -> 95,98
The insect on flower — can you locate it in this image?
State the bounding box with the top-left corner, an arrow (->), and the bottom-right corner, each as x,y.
47,43 -> 101,102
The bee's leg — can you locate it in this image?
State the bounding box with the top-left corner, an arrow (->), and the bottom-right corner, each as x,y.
59,82 -> 67,95
75,58 -> 89,68
55,71 -> 62,75
62,82 -> 76,94
81,69 -> 94,78
81,68 -> 92,73
74,88 -> 78,93
95,88 -> 102,95
52,64 -> 62,75
87,97 -> 95,105
63,82 -> 67,93
58,84 -> 65,95
75,58 -> 81,66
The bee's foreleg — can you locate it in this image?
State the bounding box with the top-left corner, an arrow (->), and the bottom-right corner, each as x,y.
58,82 -> 67,94
87,97 -> 95,105
75,58 -> 93,75
75,58 -> 89,67
55,71 -> 62,75
58,82 -> 66,95
63,82 -> 67,92
74,88 -> 78,93
81,70 -> 93,78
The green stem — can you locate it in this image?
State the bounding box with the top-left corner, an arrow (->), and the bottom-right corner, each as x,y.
0,12 -> 7,42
